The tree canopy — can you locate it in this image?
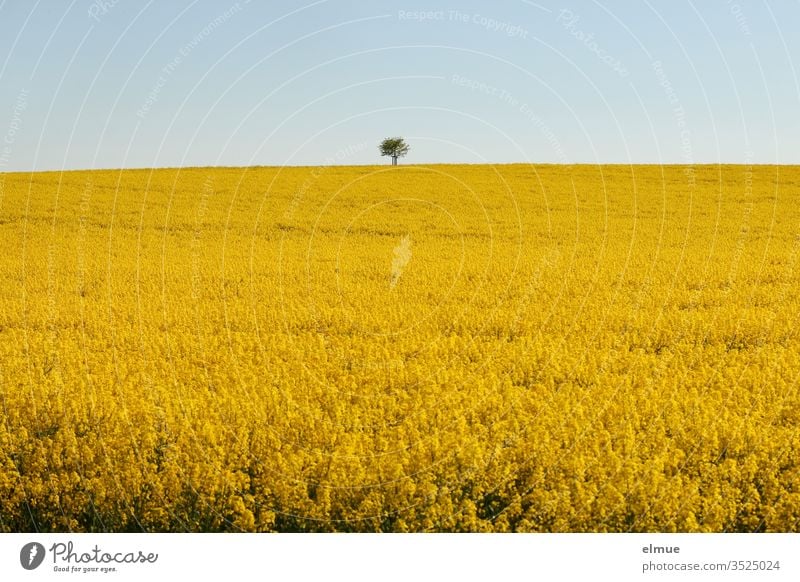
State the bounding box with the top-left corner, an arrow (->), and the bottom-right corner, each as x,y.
379,137 -> 410,165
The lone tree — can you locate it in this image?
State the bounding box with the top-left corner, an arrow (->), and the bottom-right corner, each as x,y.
379,137 -> 410,166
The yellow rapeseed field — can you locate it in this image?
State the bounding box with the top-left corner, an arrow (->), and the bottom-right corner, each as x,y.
1,164 -> 798,532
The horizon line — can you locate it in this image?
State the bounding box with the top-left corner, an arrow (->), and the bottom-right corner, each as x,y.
1,160 -> 798,175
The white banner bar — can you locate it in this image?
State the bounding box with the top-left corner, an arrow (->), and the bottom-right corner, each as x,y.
1,533 -> 797,581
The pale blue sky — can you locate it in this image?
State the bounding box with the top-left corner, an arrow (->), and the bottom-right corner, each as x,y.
0,0 -> 798,171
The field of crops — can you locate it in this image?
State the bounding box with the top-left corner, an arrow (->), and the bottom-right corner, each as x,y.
0,163 -> 798,532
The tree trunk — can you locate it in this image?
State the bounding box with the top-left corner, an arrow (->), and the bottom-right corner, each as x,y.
392,156 -> 397,166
